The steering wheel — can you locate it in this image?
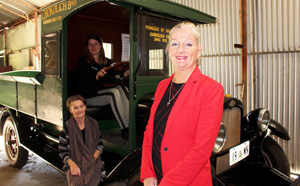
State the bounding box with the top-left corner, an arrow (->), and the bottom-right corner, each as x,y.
98,61 -> 129,88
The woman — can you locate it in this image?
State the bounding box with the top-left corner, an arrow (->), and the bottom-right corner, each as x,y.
59,95 -> 105,186
77,34 -> 129,138
140,22 -> 224,186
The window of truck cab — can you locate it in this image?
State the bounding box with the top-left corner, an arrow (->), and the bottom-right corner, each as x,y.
137,13 -> 178,77
42,32 -> 60,76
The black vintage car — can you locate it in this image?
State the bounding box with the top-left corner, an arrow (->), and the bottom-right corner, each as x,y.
211,96 -> 293,185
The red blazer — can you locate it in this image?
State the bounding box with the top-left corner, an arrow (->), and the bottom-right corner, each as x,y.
141,67 -> 224,186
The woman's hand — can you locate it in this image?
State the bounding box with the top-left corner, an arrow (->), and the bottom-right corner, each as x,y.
93,149 -> 101,161
67,159 -> 81,176
144,177 -> 158,186
96,68 -> 107,80
123,70 -> 129,77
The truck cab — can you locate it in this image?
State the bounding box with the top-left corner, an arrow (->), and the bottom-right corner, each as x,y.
0,0 -> 216,184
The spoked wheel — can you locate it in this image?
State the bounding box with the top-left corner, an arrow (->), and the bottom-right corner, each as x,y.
3,117 -> 28,168
261,136 -> 290,176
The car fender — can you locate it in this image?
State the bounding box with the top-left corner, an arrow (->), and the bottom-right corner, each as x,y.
0,108 -> 15,135
103,147 -> 142,184
269,119 -> 290,140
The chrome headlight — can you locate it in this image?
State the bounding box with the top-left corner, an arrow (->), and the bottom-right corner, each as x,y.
213,123 -> 226,153
257,109 -> 270,132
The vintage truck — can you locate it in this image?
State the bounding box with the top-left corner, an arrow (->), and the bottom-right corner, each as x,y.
0,0 -> 296,185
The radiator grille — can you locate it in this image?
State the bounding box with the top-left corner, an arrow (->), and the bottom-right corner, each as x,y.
216,107 -> 241,174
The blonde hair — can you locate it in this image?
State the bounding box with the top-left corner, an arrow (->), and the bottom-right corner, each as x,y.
166,22 -> 202,65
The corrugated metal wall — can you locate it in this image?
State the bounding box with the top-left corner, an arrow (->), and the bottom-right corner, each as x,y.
254,0 -> 300,175
172,0 -> 300,175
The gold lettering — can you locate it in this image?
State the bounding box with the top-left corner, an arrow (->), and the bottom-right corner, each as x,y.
42,0 -> 77,21
68,1 -> 72,9
154,38 -> 161,42
43,19 -> 52,24
43,16 -> 62,24
72,0 -> 77,6
145,25 -> 159,32
62,2 -> 67,10
166,29 -> 170,33
48,7 -> 52,17
149,32 -> 165,38
162,39 -> 168,43
51,6 -> 54,16
54,4 -> 58,13
49,7 -> 52,17
42,10 -> 48,20
43,9 -> 48,20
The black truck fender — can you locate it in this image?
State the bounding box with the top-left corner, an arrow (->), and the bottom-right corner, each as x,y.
269,119 -> 290,140
103,147 -> 142,184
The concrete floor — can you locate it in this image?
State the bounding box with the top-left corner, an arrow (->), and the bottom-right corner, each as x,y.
0,136 -> 126,186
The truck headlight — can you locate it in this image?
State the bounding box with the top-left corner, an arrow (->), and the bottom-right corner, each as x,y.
213,123 -> 226,153
258,109 -> 270,132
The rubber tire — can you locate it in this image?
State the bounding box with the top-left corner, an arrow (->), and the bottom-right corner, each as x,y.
261,136 -> 290,176
3,117 -> 28,168
127,168 -> 143,186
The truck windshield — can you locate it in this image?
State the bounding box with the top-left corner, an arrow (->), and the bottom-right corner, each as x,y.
137,13 -> 178,77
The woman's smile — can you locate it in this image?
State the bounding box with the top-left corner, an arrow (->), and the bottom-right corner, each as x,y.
88,38 -> 101,56
176,56 -> 187,61
168,27 -> 201,71
69,100 -> 86,119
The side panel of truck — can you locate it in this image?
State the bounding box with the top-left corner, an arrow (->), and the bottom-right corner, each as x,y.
18,83 -> 35,116
36,76 -> 62,126
0,78 -> 17,108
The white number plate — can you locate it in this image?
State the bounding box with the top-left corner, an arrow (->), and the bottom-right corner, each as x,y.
229,140 -> 250,166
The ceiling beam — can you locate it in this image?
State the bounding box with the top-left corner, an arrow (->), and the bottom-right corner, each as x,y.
0,0 -> 28,20
15,0 -> 39,12
0,5 -> 27,20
